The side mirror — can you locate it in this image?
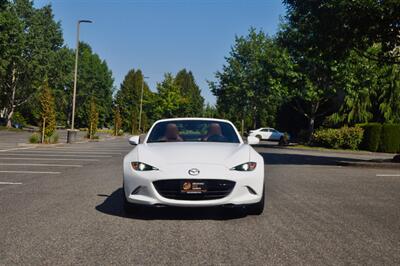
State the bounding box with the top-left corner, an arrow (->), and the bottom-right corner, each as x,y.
128,135 -> 140,145
247,136 -> 260,145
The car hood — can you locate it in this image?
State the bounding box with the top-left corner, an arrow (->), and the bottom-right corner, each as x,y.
134,142 -> 250,168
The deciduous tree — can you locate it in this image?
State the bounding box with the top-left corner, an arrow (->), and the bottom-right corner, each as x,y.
283,0 -> 400,64
211,28 -> 297,130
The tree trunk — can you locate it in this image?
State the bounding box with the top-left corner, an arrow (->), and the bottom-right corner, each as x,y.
308,116 -> 315,135
6,67 -> 17,128
307,101 -> 319,142
6,109 -> 14,128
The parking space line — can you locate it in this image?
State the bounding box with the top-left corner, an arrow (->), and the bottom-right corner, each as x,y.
54,148 -> 129,152
0,163 -> 82,167
0,147 -> 34,152
0,154 -> 111,158
376,174 -> 400,177
0,182 -> 23,185
15,151 -> 121,155
0,170 -> 60,174
0,157 -> 99,161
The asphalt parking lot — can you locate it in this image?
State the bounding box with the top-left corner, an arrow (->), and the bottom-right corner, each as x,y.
0,137 -> 399,265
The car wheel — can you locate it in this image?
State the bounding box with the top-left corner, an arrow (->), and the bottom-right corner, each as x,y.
279,136 -> 288,145
246,186 -> 265,215
255,135 -> 262,140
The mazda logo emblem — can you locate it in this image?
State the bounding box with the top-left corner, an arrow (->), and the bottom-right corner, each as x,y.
188,168 -> 200,176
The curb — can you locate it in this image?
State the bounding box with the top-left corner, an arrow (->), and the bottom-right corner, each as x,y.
17,135 -> 118,146
17,143 -> 65,148
285,146 -> 396,157
336,160 -> 400,169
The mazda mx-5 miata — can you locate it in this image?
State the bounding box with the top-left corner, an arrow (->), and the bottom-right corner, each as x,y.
123,118 -> 265,215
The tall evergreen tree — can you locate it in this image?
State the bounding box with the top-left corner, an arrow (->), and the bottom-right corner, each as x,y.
154,73 -> 188,119
113,107 -> 122,136
174,69 -> 204,116
39,80 -> 56,142
114,69 -> 151,132
74,42 -> 114,128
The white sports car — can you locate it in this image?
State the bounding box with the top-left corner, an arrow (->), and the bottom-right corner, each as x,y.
123,118 -> 265,215
249,127 -> 288,141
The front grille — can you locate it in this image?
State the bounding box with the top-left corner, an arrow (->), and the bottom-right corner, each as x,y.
153,179 -> 235,200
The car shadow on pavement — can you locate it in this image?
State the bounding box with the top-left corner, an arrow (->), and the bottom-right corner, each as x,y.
95,188 -> 248,220
259,151 -> 365,166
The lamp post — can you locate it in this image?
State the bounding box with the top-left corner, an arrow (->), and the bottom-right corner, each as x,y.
67,19 -> 92,144
138,76 -> 149,133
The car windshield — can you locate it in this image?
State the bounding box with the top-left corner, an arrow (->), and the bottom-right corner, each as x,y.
146,120 -> 240,143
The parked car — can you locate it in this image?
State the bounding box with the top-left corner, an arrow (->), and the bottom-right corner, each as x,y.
248,127 -> 289,142
0,118 -> 21,128
123,118 -> 265,215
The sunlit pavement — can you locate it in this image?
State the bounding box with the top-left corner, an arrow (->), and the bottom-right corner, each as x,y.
0,138 -> 399,265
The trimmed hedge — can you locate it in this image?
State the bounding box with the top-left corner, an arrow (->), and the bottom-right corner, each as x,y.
359,123 -> 382,152
312,126 -> 364,150
358,123 -> 400,153
380,124 -> 400,153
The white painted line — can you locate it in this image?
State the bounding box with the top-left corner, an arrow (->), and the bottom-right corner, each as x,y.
54,149 -> 129,152
0,147 -> 34,152
0,157 -> 99,161
0,154 -> 111,158
376,174 -> 400,177
16,151 -> 121,155
0,170 -> 60,174
57,147 -> 129,150
0,163 -> 82,167
0,181 -> 22,185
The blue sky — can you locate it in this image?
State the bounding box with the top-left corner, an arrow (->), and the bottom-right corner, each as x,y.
35,0 -> 286,104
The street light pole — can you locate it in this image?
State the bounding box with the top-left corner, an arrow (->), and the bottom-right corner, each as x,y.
68,19 -> 92,143
71,20 -> 92,130
138,76 -> 149,133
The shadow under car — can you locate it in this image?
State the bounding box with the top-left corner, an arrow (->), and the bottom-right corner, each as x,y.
95,188 -> 249,220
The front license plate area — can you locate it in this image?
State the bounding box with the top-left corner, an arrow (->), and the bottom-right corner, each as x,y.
181,180 -> 207,194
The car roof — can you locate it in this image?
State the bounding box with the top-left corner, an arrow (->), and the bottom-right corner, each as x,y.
154,117 -> 232,123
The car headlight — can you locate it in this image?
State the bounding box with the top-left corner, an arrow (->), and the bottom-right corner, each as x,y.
230,162 -> 257,171
131,162 -> 158,171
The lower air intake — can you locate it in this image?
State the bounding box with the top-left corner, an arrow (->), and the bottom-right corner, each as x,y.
153,179 -> 235,200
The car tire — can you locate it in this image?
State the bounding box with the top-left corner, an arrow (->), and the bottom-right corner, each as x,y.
279,136 -> 288,146
246,186 -> 265,215
255,135 -> 262,140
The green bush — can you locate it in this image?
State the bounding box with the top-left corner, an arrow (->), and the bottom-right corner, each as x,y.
359,123 -> 382,152
340,126 -> 364,150
29,133 -> 40,144
41,132 -> 59,144
311,126 -> 364,150
312,128 -> 342,149
12,112 -> 26,127
49,132 -> 59,144
379,124 -> 400,153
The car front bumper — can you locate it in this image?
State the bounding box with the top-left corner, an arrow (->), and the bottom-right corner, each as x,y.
123,163 -> 264,207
